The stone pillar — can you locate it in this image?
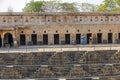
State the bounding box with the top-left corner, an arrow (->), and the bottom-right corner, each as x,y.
71,34 -> 75,44
102,33 -> 107,44
13,38 -> 18,48
60,34 -> 65,45
38,34 -> 42,45
92,33 -> 97,44
38,34 -> 42,41
12,28 -> 20,47
114,33 -> 117,44
26,34 -> 30,45
1,35 -> 4,47
13,33 -> 18,48
48,34 -> 53,45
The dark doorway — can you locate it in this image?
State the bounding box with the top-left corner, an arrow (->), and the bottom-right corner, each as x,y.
31,34 -> 37,45
76,34 -> 81,44
4,33 -> 13,47
118,33 -> 120,43
20,34 -> 26,45
87,33 -> 92,44
65,34 -> 70,44
108,33 -> 113,43
43,34 -> 48,45
54,34 -> 59,45
118,33 -> 120,39
0,36 -> 2,47
97,33 -> 102,44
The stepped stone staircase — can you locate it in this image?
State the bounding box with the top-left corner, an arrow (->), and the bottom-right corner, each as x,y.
0,50 -> 119,80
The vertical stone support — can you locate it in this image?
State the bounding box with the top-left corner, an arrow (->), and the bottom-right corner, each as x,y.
102,33 -> 107,44
114,33 -> 117,44
48,34 -> 53,45
38,34 -> 43,45
38,34 -> 42,41
71,34 -> 75,44
26,34 -> 30,45
1,34 -> 4,47
13,31 -> 18,48
92,33 -> 97,44
60,34 -> 65,44
13,38 -> 18,48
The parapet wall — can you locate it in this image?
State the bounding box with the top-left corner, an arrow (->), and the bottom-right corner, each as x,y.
0,12 -> 120,28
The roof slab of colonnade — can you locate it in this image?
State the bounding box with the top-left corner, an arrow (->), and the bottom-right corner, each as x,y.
0,12 -> 119,16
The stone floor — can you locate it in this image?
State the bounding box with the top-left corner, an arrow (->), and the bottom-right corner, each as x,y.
0,44 -> 120,53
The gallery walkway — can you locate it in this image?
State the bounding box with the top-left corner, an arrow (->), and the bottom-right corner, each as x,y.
0,44 -> 120,53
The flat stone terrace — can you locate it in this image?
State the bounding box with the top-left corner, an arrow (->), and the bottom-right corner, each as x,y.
0,12 -> 120,16
0,44 -> 120,53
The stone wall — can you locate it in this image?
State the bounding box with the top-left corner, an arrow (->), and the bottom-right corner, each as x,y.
0,12 -> 120,46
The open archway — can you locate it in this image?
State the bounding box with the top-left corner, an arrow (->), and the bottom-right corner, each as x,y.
4,33 -> 13,47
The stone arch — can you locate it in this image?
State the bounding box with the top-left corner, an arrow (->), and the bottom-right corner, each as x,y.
4,33 -> 13,47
